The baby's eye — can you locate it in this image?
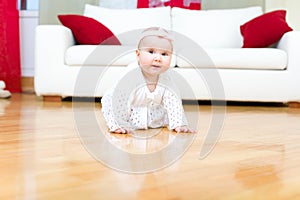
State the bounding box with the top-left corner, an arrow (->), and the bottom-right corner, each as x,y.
148,50 -> 154,54
161,52 -> 169,56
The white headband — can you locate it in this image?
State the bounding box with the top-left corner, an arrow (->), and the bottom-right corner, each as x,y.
138,27 -> 174,43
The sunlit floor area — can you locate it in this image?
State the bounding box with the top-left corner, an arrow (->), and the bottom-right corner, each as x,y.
1,93 -> 300,199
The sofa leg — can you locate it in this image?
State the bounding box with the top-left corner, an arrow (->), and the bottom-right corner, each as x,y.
288,101 -> 300,108
43,95 -> 62,102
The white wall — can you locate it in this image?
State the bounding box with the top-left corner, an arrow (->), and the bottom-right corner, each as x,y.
285,0 -> 300,30
266,0 -> 300,30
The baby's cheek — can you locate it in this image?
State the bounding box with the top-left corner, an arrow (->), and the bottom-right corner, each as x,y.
164,57 -> 172,66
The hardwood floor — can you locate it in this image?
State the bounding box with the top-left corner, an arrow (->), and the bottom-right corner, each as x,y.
1,93 -> 300,200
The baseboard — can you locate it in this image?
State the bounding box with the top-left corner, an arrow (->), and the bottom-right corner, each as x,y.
21,77 -> 35,94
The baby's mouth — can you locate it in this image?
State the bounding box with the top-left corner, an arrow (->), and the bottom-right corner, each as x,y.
152,65 -> 161,68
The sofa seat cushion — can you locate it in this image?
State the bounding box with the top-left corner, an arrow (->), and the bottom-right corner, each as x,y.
176,48 -> 287,70
65,45 -> 137,66
65,45 -> 177,67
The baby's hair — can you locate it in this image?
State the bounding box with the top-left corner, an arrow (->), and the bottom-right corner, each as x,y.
138,27 -> 173,50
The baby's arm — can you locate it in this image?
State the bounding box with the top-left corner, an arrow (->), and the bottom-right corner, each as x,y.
101,89 -> 130,133
163,89 -> 196,133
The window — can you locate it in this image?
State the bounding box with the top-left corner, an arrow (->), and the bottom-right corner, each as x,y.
18,0 -> 39,10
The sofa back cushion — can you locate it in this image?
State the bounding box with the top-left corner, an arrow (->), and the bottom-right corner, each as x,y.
83,4 -> 171,45
171,6 -> 263,48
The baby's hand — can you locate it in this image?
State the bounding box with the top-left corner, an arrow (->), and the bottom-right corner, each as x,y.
112,127 -> 132,134
174,126 -> 196,133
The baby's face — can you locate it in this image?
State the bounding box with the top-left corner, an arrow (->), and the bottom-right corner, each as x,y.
136,36 -> 173,77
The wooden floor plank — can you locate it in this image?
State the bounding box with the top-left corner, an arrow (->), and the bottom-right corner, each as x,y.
1,93 -> 300,199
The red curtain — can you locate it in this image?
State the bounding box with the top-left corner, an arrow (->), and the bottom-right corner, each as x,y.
137,0 -> 201,10
0,1 -> 22,92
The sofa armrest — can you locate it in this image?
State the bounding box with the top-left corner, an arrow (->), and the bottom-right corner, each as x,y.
34,25 -> 76,96
35,25 -> 75,67
277,31 -> 300,73
277,31 -> 300,101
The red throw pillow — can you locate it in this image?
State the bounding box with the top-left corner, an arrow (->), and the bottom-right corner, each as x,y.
240,10 -> 293,48
58,14 -> 121,45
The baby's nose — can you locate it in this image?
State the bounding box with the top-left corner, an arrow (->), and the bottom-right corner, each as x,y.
153,53 -> 162,62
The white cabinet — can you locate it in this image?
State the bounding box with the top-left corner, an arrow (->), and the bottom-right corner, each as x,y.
19,10 -> 39,77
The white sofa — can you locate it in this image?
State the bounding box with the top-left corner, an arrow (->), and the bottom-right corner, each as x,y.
35,5 -> 300,104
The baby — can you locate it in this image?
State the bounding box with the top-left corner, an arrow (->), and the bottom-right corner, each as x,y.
101,27 -> 195,134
